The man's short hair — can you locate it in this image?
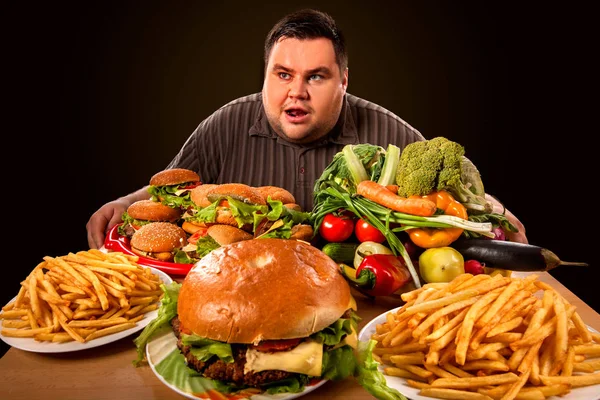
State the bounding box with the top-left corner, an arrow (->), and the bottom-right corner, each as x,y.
264,9 -> 348,74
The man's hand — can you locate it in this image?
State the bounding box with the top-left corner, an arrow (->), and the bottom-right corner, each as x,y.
86,198 -> 131,249
485,194 -> 528,244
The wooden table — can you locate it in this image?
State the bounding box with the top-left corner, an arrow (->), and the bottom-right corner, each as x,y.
1,271 -> 599,400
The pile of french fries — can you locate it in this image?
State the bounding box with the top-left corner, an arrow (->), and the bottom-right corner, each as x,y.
371,273 -> 600,400
0,249 -> 164,344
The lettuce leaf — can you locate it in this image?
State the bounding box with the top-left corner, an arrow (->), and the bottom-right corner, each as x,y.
355,339 -> 407,400
133,281 -> 181,366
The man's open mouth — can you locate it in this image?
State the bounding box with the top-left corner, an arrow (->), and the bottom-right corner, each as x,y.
285,109 -> 308,118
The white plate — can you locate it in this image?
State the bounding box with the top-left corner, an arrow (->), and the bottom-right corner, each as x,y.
359,307 -> 600,400
0,267 -> 172,353
146,328 -> 328,400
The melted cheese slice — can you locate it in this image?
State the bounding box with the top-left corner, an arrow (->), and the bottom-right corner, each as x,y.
244,340 -> 323,376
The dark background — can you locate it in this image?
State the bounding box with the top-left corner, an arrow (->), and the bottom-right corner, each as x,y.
3,2 -> 595,357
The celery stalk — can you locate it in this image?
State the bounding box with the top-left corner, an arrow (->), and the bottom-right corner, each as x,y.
377,144 -> 400,186
343,145 -> 369,185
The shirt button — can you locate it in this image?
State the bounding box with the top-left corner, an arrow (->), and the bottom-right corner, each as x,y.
299,167 -> 305,174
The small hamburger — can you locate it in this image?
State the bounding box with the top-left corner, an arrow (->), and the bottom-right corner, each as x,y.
147,168 -> 201,209
175,224 -> 253,264
137,238 -> 360,394
118,200 -> 182,238
130,222 -> 188,262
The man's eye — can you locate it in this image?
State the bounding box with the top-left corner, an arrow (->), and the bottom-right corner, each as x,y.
278,72 -> 290,79
309,75 -> 323,81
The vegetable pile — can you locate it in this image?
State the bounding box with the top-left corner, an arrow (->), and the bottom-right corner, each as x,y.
311,138 -> 527,296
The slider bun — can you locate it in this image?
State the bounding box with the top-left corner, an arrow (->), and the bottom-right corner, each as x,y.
177,238 -> 351,344
130,222 -> 187,253
181,221 -> 212,234
256,186 -> 296,205
127,200 -> 182,222
207,224 -> 253,245
190,184 -> 219,208
149,168 -> 200,186
206,183 -> 266,206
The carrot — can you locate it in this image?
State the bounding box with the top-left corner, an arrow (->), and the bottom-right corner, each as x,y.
385,184 -> 399,194
357,180 -> 437,217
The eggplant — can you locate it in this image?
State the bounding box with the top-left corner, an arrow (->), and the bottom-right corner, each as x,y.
450,239 -> 589,272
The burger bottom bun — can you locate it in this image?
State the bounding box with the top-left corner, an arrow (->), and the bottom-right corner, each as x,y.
207,224 -> 253,246
130,247 -> 175,262
283,203 -> 302,212
178,238 -> 352,344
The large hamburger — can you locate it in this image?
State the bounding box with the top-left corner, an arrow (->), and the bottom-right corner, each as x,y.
138,238 -> 360,393
130,222 -> 188,262
118,199 -> 182,238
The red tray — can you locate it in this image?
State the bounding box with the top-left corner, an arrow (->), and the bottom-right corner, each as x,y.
103,224 -> 194,276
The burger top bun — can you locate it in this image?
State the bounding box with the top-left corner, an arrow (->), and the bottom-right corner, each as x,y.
127,200 -> 182,222
207,224 -> 252,245
255,186 -> 296,205
178,238 -> 351,344
206,183 -> 266,206
149,168 -> 200,186
190,184 -> 219,208
130,222 -> 187,253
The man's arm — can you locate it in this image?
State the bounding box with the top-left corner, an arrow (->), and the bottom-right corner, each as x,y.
485,194 -> 527,244
86,186 -> 151,249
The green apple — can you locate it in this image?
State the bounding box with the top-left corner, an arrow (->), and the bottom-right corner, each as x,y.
419,247 -> 465,283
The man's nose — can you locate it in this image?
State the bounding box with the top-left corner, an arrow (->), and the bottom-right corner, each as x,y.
288,78 -> 308,99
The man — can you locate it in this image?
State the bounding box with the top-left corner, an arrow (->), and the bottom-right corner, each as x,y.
86,9 -> 526,249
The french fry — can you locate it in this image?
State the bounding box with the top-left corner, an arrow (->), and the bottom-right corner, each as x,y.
420,387 -> 494,400
1,326 -> 53,337
84,322 -> 137,341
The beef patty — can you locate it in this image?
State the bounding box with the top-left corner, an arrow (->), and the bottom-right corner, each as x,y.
171,317 -> 297,387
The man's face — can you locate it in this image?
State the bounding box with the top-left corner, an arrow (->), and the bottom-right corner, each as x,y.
262,37 -> 348,144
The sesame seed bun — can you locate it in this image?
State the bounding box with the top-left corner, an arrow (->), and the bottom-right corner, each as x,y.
149,168 -> 200,186
130,222 -> 188,261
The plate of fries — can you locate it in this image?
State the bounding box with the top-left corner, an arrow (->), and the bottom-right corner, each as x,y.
359,273 -> 600,400
0,249 -> 172,353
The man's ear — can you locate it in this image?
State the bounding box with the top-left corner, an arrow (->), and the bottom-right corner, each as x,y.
342,68 -> 349,91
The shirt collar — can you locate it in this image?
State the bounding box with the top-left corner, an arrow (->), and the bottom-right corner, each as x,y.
249,94 -> 359,147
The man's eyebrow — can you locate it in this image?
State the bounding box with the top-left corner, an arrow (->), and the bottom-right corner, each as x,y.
271,64 -> 332,76
306,67 -> 332,76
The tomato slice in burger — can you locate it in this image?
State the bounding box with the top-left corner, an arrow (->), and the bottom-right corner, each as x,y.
183,182 -> 201,189
188,228 -> 209,245
252,338 -> 302,352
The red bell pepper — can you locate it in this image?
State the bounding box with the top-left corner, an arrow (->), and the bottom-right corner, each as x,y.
348,254 -> 412,296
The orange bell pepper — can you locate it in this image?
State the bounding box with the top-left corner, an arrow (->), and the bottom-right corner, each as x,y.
407,190 -> 468,248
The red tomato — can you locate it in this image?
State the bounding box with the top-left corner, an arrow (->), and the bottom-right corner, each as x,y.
355,219 -> 386,243
319,212 -> 355,242
188,228 -> 209,245
252,338 -> 302,352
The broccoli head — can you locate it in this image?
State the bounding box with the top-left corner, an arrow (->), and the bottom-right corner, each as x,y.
396,137 -> 492,214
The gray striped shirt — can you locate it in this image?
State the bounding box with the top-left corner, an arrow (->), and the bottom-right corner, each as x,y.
166,92 -> 425,211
